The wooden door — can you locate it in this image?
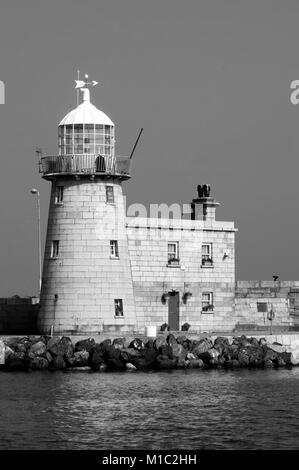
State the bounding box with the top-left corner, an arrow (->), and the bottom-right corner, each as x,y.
168,292 -> 180,330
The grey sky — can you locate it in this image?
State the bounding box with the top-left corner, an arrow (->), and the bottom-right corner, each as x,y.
0,0 -> 299,296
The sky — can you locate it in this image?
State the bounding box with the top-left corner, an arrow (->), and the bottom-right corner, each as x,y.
1,0 -> 299,296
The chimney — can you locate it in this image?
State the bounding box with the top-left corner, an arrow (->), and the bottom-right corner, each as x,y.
191,184 -> 219,222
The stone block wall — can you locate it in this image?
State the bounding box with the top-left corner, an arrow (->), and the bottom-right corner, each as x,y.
38,177 -> 136,335
126,217 -> 236,332
234,281 -> 299,330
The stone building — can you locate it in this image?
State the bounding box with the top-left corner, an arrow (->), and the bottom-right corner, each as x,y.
37,80 -> 237,335
37,79 -> 298,335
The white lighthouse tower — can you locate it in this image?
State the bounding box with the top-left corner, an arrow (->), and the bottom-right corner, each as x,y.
38,76 -> 136,334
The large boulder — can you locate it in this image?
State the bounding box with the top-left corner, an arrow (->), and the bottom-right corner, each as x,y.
159,344 -> 174,359
112,338 -> 126,350
74,338 -> 96,353
89,344 -> 106,371
52,355 -> 66,369
214,337 -> 231,355
166,334 -> 177,346
171,343 -> 187,360
4,345 -> 14,360
155,355 -> 177,369
30,357 -> 49,370
197,348 -> 219,364
28,341 -> 47,359
5,351 -> 27,370
267,343 -> 287,354
188,358 -> 204,368
47,336 -> 73,360
67,351 -> 89,368
129,338 -> 144,351
153,336 -> 167,351
237,350 -> 250,366
102,345 -> 125,370
192,338 -> 213,356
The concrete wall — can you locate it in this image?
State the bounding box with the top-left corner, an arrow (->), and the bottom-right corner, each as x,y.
0,297 -> 39,334
234,281 -> 299,330
38,177 -> 136,335
126,217 -> 236,332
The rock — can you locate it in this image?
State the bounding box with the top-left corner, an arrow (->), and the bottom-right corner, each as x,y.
48,336 -> 73,360
74,337 -> 96,353
177,358 -> 189,368
4,345 -> 14,360
237,351 -> 250,366
188,359 -> 204,368
28,341 -> 47,359
264,360 -> 274,368
159,344 -> 174,358
197,348 -> 220,364
232,335 -> 251,348
89,344 -> 106,371
140,347 -> 158,368
262,346 -> 278,362
112,338 -> 126,350
192,338 -> 213,356
120,348 -> 142,362
259,338 -> 267,346
279,352 -> 294,366
67,366 -> 91,371
155,355 -> 177,369
52,355 -> 66,369
267,343 -> 287,354
67,351 -> 89,368
153,336 -> 167,351
249,337 -> 259,347
100,339 -> 111,348
30,357 -> 49,370
5,351 -> 27,370
171,343 -> 187,360
225,359 -> 240,368
129,338 -> 144,351
214,336 -> 230,354
166,334 -> 177,346
4,337 -> 23,350
186,353 -> 196,361
176,335 -> 188,345
15,342 -> 30,354
126,363 -> 137,370
274,357 -> 286,367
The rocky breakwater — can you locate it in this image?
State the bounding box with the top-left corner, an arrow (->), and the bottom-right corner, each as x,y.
0,334 -> 298,372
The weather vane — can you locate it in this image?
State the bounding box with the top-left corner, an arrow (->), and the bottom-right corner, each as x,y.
75,71 -> 99,105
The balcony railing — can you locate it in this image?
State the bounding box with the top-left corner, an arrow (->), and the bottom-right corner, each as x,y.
39,154 -> 131,178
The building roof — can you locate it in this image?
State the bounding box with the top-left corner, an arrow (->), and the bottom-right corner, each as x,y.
58,87 -> 114,127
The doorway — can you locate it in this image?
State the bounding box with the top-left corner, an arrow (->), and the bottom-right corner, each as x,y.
168,291 -> 180,330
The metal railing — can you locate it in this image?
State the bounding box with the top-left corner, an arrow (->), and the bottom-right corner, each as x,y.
39,154 -> 131,177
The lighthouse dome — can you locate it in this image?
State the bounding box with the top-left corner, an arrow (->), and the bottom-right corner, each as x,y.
58,87 -> 115,156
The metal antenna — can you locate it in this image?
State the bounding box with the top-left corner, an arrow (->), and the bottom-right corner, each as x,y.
129,128 -> 143,160
76,70 -> 80,106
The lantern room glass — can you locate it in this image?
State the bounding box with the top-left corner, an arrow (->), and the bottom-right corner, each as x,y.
58,124 -> 115,157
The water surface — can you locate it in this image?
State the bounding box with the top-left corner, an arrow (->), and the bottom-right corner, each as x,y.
0,368 -> 298,449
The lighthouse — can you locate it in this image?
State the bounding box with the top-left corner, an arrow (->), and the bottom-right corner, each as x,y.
38,76 -> 136,334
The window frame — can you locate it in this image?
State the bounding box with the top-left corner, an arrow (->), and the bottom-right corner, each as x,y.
167,241 -> 180,266
201,243 -> 213,267
54,186 -> 64,204
110,240 -> 119,259
201,292 -> 214,313
114,299 -> 124,317
106,185 -> 115,204
51,240 -> 59,258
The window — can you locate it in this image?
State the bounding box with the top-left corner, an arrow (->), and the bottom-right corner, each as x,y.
168,242 -> 179,265
110,240 -> 119,258
257,302 -> 268,312
114,299 -> 124,317
106,185 -> 114,203
51,240 -> 59,258
55,186 -> 64,204
202,243 -> 213,266
202,292 -> 214,313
